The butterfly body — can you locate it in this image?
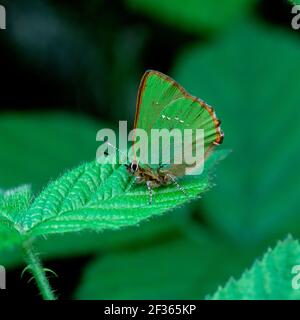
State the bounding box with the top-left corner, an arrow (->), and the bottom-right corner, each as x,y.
126,161 -> 174,188
128,70 -> 224,204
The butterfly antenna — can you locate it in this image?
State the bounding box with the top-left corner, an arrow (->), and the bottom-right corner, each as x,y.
106,142 -> 128,162
168,175 -> 188,198
146,181 -> 153,205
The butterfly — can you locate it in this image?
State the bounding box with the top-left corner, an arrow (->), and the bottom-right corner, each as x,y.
125,70 -> 224,204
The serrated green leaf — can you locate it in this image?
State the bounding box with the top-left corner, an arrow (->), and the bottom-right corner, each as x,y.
0,185 -> 31,250
75,233 -> 247,299
22,150 -> 227,237
173,21 -> 300,246
209,236 -> 300,299
0,185 -> 32,221
126,0 -> 256,33
0,207 -> 189,269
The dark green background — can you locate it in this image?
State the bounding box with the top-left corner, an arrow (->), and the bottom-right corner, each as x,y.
1,0 -> 300,299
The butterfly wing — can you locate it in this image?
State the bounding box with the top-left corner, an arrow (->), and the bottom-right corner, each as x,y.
133,70 -> 223,174
134,71 -> 188,132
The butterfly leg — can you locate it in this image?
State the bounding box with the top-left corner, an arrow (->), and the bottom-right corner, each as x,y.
167,175 -> 188,198
146,181 -> 153,205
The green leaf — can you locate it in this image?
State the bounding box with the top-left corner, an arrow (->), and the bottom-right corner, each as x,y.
0,112 -> 102,192
173,21 -> 300,246
23,150 -> 227,237
75,233 -> 248,299
126,0 -> 256,33
0,207 -> 189,269
289,0 -> 300,5
209,236 -> 300,299
0,185 -> 31,250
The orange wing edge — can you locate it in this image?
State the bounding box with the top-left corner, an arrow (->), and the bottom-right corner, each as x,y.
134,70 -> 224,155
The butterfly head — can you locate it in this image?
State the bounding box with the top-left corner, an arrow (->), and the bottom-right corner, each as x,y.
126,160 -> 139,175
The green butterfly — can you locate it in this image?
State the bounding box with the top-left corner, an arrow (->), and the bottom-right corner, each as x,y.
125,70 -> 224,204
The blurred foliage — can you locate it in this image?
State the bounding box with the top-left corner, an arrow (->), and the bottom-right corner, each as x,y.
126,0 -> 257,33
75,232 -> 249,299
5,0 -> 145,122
173,21 -> 300,247
210,236 -> 300,299
289,0 -> 300,5
0,112 -> 101,192
76,236 -> 300,300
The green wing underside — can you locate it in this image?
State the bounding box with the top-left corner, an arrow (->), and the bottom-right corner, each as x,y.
134,71 -> 220,172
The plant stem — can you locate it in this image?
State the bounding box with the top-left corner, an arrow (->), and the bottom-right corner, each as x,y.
22,240 -> 56,300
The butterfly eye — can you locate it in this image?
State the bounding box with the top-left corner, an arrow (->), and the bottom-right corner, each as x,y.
131,162 -> 138,172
